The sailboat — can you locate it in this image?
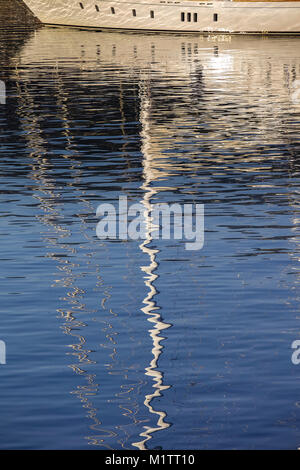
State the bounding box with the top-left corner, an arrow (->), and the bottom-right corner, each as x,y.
22,0 -> 300,34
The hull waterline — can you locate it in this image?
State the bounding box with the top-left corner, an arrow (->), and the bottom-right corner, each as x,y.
21,0 -> 300,34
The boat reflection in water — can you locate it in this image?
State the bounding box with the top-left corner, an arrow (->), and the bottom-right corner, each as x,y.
6,27 -> 300,449
132,80 -> 172,450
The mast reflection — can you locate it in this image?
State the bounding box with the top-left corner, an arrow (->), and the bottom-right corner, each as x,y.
132,80 -> 171,450
10,27 -> 300,449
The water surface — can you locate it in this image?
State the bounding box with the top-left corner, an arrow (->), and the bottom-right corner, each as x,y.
0,27 -> 300,450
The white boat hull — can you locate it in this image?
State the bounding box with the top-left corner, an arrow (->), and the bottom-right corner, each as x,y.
22,0 -> 300,33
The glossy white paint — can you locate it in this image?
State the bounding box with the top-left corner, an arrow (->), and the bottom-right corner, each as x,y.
23,0 -> 300,33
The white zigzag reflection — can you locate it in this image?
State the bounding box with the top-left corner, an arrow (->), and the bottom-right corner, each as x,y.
132,80 -> 172,450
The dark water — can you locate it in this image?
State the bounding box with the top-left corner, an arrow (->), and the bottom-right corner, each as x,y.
0,0 -> 39,27
0,27 -> 300,450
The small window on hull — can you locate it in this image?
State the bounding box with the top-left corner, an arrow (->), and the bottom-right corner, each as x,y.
79,2 -> 84,9
111,7 -> 115,14
150,10 -> 154,18
132,9 -> 137,16
214,13 -> 218,21
95,4 -> 99,11
194,13 -> 197,22
181,12 -> 185,22
187,12 -> 191,22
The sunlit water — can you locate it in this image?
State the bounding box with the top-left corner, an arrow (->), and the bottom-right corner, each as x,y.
0,27 -> 300,450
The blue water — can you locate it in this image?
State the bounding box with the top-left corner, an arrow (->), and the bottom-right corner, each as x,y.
0,27 -> 299,450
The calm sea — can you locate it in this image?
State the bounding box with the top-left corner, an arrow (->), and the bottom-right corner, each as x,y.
0,26 -> 299,450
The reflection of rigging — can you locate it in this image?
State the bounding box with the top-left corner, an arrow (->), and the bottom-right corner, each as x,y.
12,62 -> 118,449
8,27 -> 300,451
132,79 -> 171,450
